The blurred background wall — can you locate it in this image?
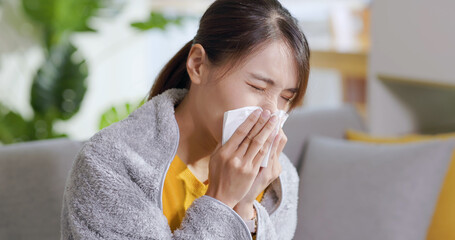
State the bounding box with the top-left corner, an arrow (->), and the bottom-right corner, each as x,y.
7,0 -> 452,143
368,0 -> 455,135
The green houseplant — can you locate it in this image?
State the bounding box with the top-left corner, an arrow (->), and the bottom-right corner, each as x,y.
0,0 -> 113,144
0,0 -> 187,143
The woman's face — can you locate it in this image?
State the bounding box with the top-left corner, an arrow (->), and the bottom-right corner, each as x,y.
188,40 -> 298,143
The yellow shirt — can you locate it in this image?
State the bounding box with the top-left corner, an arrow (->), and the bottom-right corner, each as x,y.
162,154 -> 265,232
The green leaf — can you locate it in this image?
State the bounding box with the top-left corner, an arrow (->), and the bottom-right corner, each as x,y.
131,12 -> 184,31
22,0 -> 103,31
0,104 -> 34,144
53,0 -> 101,33
99,99 -> 146,130
31,113 -> 67,140
21,0 -> 57,26
31,40 -> 88,121
21,0 -> 105,47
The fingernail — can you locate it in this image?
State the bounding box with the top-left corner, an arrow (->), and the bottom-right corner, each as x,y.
262,110 -> 270,119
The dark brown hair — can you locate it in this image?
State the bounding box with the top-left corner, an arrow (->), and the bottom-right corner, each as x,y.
148,0 -> 310,111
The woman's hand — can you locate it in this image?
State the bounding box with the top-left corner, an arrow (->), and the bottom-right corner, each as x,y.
233,128 -> 288,220
205,109 -> 279,209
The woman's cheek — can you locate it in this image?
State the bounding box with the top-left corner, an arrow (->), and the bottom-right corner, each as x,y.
227,93 -> 257,110
241,88 -> 263,106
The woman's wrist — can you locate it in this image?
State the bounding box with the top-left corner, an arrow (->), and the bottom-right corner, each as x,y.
205,188 -> 236,208
235,202 -> 257,234
233,201 -> 255,220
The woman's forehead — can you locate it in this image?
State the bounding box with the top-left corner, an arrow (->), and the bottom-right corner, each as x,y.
239,40 -> 298,89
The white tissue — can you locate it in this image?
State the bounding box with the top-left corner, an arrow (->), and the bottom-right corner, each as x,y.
222,106 -> 289,167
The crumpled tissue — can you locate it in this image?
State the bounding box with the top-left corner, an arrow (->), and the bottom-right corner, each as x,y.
222,106 -> 288,167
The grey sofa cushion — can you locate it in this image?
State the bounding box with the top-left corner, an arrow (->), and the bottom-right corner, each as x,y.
0,138 -> 83,240
283,105 -> 366,169
295,137 -> 455,240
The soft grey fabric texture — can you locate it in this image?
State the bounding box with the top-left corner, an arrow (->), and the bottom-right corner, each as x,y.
296,136 -> 455,240
0,139 -> 83,240
282,105 -> 366,169
60,88 -> 299,240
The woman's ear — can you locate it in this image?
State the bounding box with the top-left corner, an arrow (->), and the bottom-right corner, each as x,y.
186,44 -> 208,85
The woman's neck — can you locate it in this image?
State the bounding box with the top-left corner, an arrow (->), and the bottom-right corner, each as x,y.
174,92 -> 217,183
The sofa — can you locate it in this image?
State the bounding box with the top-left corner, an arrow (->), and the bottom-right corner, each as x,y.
1,104 -> 453,240
0,139 -> 84,240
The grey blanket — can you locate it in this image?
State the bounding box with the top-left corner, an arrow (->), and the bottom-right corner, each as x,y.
61,88 -> 299,239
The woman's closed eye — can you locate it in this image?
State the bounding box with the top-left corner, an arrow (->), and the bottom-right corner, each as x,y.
248,83 -> 265,92
281,96 -> 292,102
247,83 -> 292,102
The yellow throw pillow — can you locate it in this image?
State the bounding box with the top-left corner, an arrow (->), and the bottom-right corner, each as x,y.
345,129 -> 455,240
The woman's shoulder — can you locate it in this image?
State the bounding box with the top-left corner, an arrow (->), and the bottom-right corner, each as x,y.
81,88 -> 188,160
70,88 -> 189,179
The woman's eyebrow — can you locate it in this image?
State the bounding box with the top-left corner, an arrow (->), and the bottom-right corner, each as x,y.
249,72 -> 298,93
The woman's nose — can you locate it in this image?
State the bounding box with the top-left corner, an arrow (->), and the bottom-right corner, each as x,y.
260,103 -> 278,115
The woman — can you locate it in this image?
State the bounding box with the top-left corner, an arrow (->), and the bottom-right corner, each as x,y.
61,0 -> 309,239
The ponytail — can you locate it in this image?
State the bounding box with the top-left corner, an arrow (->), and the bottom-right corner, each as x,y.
147,40 -> 193,100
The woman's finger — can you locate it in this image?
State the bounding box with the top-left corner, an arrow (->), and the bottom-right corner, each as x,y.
224,109 -> 262,152
237,110 -> 271,157
261,133 -> 283,185
270,154 -> 282,184
251,127 -> 280,169
241,114 -> 279,164
267,132 -> 281,171
276,129 -> 287,156
270,130 -> 282,158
